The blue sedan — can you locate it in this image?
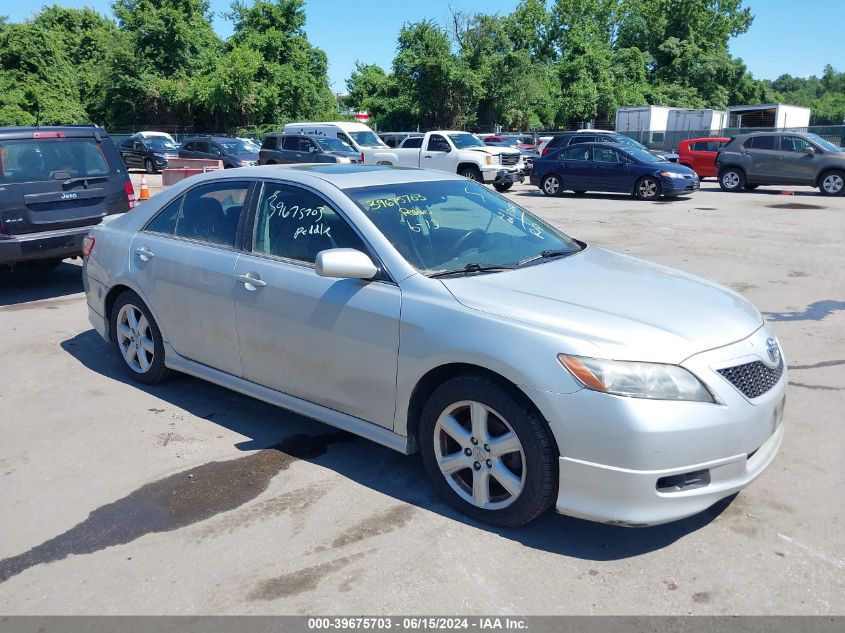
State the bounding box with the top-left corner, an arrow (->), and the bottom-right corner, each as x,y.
530,142 -> 700,200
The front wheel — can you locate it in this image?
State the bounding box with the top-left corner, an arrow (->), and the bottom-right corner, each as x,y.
819,170 -> 845,196
459,166 -> 482,181
635,176 -> 661,200
144,159 -> 157,175
419,375 -> 557,527
541,174 -> 562,196
719,168 -> 745,192
110,291 -> 170,384
493,182 -> 513,192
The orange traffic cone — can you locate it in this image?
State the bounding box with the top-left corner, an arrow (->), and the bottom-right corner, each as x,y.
139,174 -> 151,201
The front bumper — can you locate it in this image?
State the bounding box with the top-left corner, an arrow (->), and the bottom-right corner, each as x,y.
481,167 -> 524,185
521,327 -> 787,525
0,225 -> 93,266
661,175 -> 700,195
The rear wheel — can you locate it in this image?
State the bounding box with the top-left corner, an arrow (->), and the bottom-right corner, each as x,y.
635,176 -> 661,200
541,174 -> 562,196
493,182 -> 513,192
110,291 -> 170,384
819,170 -> 844,196
419,375 -> 557,527
459,165 -> 482,181
719,168 -> 745,192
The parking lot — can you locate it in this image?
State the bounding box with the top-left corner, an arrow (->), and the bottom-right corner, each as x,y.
1,180 -> 843,615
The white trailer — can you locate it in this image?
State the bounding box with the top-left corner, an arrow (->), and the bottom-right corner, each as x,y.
726,104 -> 811,130
615,106 -> 674,144
667,109 -> 727,133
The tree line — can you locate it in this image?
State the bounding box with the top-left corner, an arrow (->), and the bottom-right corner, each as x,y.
0,0 -> 843,133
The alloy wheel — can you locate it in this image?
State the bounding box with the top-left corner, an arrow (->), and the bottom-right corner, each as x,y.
116,303 -> 155,373
722,172 -> 740,189
542,175 -> 560,195
433,400 -> 526,510
822,173 -> 843,194
638,178 -> 659,199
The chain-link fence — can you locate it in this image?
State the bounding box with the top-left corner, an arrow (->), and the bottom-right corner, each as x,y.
613,125 -> 845,152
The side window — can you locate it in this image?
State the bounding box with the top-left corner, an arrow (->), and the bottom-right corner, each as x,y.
133,141 -> 145,152
562,146 -> 591,161
173,181 -> 250,248
593,147 -> 621,163
746,136 -> 774,150
338,133 -> 356,148
182,142 -> 193,152
208,144 -> 223,157
780,136 -> 811,152
427,135 -> 450,152
282,136 -> 299,151
402,137 -> 422,149
261,136 -> 276,150
252,183 -> 367,264
300,138 -> 317,153
145,196 -> 183,235
194,141 -> 209,154
573,136 -> 597,144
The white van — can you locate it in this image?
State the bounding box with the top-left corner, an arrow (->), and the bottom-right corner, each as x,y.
282,121 -> 387,154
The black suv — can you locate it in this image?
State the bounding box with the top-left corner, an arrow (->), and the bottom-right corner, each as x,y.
117,135 -> 179,174
0,126 -> 133,272
179,136 -> 259,168
543,130 -> 678,162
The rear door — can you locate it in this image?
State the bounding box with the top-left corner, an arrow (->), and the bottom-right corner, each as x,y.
744,136 -> 781,181
280,136 -> 301,164
558,144 -> 595,189
129,180 -> 253,376
0,130 -> 129,236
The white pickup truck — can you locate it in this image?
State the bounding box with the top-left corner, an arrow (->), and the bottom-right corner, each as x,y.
364,130 -> 525,191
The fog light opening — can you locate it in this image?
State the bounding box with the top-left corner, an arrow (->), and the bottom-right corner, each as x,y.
656,468 -> 711,492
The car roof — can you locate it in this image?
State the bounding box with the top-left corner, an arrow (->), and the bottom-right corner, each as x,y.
184,164 -> 465,190
0,125 -> 107,140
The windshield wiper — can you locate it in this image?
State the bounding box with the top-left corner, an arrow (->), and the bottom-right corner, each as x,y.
428,262 -> 518,278
518,249 -> 574,267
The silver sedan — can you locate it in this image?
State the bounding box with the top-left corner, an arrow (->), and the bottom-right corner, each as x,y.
82,165 -> 786,527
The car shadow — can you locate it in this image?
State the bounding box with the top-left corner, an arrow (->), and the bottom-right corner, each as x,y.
59,328 -> 733,562
0,260 -> 84,307
514,190 -> 696,203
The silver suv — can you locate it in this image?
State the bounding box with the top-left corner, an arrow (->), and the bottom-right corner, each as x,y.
716,131 -> 845,195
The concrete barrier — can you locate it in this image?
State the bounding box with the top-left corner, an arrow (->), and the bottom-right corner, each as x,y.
162,158 -> 224,187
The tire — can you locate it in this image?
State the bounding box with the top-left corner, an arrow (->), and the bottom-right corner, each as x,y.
110,290 -> 170,384
493,182 -> 513,192
744,184 -> 759,190
459,165 -> 482,181
144,159 -> 157,175
634,176 -> 661,200
819,170 -> 845,196
719,167 -> 745,192
419,374 -> 557,527
541,174 -> 562,196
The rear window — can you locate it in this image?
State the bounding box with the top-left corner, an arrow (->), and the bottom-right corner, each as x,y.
0,138 -> 111,183
401,137 -> 423,149
746,136 -> 775,150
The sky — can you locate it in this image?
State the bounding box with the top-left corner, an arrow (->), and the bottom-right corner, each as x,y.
4,0 -> 844,91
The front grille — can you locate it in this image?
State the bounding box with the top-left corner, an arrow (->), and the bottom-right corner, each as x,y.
717,360 -> 784,399
501,153 -> 519,166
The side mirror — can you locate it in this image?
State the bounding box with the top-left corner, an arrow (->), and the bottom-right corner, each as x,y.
315,248 -> 378,280
804,146 -> 815,156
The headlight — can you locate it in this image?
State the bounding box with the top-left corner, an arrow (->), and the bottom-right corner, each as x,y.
238,160 -> 256,166
660,171 -> 686,179
558,354 -> 714,402
485,155 -> 493,165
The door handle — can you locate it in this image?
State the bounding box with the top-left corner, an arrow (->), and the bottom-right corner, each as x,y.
236,273 -> 267,290
135,246 -> 154,261
424,155 -> 432,159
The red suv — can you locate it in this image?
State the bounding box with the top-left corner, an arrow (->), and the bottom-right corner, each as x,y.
678,137 -> 730,179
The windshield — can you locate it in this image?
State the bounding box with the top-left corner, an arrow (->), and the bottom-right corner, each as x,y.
449,133 -> 486,149
349,131 -> 386,148
806,133 -> 842,153
147,138 -> 178,151
218,140 -> 256,154
625,146 -> 661,163
345,180 -> 581,274
316,137 -> 354,152
614,135 -> 648,150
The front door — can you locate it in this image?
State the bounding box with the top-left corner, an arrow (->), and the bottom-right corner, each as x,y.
423,134 -> 454,173
777,135 -> 819,184
233,181 -> 401,429
130,180 -> 252,376
591,146 -> 629,191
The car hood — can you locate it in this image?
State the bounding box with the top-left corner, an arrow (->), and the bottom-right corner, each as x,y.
439,246 -> 762,364
465,146 -> 520,157
326,150 -> 360,159
651,161 -> 696,176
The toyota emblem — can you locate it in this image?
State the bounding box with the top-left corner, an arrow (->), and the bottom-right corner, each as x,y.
766,337 -> 780,364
